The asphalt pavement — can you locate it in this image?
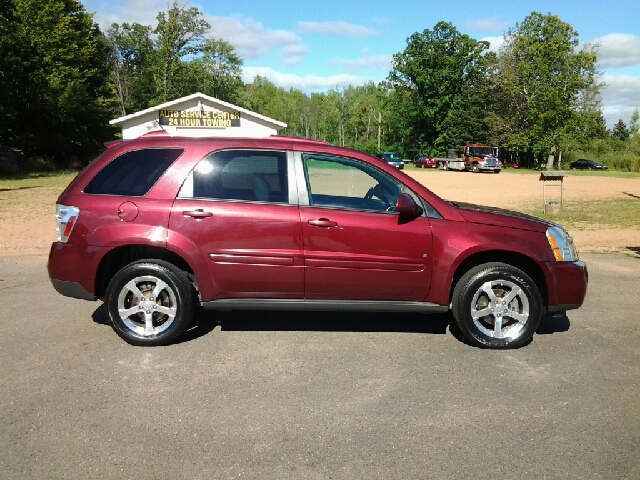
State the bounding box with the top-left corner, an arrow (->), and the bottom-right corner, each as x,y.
0,253 -> 638,479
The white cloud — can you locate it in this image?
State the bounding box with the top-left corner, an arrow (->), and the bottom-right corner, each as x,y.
480,36 -> 505,54
601,74 -> 640,106
90,0 -> 160,29
298,21 -> 378,37
88,1 -> 308,67
601,74 -> 640,127
593,34 -> 640,68
328,49 -> 393,73
242,67 -> 372,92
205,15 -> 308,66
603,105 -> 638,127
466,18 -> 509,32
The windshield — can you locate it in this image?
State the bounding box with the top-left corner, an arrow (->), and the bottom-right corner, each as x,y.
468,147 -> 495,156
379,152 -> 401,161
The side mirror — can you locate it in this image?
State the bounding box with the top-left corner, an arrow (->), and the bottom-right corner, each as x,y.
395,193 -> 422,217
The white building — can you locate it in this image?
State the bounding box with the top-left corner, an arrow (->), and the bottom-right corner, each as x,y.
109,92 -> 287,140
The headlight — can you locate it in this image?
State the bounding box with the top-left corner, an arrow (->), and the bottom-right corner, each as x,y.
546,226 -> 578,261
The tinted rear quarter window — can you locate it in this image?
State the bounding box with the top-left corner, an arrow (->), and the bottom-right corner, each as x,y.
84,148 -> 183,196
186,150 -> 288,203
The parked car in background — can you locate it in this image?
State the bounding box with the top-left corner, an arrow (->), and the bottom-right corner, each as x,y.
414,155 -> 437,168
48,133 -> 588,349
570,159 -> 608,170
502,162 -> 519,169
376,151 -> 404,169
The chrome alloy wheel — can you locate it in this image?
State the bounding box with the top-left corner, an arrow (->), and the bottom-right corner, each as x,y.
470,279 -> 530,339
117,275 -> 177,336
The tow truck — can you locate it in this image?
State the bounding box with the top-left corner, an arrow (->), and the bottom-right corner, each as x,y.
436,144 -> 501,173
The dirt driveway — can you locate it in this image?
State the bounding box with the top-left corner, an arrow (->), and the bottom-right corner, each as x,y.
0,170 -> 639,256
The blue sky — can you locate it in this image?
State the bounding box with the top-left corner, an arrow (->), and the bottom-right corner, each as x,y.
86,0 -> 640,127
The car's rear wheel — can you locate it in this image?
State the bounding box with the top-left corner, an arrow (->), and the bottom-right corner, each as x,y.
105,260 -> 195,346
452,263 -> 542,349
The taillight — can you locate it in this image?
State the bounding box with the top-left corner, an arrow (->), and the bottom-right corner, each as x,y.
55,205 -> 80,243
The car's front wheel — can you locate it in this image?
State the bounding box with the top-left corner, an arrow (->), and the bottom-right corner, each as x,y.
452,263 -> 542,349
105,260 -> 195,346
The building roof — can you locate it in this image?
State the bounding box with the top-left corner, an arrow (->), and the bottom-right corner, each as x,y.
109,92 -> 287,129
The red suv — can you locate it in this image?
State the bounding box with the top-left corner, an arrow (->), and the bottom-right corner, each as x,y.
48,134 -> 587,348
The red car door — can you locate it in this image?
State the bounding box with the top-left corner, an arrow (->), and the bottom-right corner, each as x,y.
299,153 -> 433,301
168,149 -> 304,300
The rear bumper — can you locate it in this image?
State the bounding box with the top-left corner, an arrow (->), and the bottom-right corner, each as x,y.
50,279 -> 95,301
48,242 -> 103,301
546,260 -> 588,312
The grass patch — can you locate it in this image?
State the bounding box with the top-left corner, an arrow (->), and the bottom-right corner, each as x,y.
501,168 -> 640,179
0,172 -> 77,217
520,198 -> 640,230
0,171 -> 77,190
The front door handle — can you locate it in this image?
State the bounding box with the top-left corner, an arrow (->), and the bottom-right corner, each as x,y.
308,218 -> 338,228
183,209 -> 213,219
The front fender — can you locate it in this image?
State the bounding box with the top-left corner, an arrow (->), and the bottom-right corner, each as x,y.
426,219 -> 553,305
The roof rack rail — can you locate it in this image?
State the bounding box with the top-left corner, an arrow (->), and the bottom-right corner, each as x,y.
271,135 -> 332,145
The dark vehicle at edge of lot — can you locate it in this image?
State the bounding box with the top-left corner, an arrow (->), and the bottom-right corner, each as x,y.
376,151 -> 404,169
48,134 -> 588,349
570,158 -> 608,170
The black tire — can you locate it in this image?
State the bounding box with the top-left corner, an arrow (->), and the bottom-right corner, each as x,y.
472,164 -> 479,173
451,262 -> 543,349
105,260 -> 195,346
494,169 -> 500,174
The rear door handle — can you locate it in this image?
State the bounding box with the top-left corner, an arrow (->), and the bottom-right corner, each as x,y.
183,209 -> 213,219
308,218 -> 338,228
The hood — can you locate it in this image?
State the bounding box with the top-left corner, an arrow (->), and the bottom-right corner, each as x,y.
449,201 -> 555,233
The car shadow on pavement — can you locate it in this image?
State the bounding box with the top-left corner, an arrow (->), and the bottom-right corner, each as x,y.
92,304 -> 568,344
214,309 -> 451,335
627,246 -> 640,257
537,314 -> 571,335
91,304 -> 110,326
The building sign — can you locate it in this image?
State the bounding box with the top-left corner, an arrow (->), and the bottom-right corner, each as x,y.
159,109 -> 241,127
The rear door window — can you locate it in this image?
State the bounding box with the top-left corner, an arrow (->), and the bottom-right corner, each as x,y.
178,150 -> 289,204
84,148 -> 183,196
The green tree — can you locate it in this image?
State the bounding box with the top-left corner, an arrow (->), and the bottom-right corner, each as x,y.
386,22 -> 491,155
611,119 -> 630,141
106,22 -> 155,115
496,12 -> 599,165
153,0 -> 209,103
0,0 -> 116,162
629,108 -> 640,138
196,38 -> 244,104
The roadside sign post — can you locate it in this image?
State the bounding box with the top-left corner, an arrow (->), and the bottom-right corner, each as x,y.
539,171 -> 567,214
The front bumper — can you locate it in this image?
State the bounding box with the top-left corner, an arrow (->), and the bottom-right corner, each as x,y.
546,260 -> 588,312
